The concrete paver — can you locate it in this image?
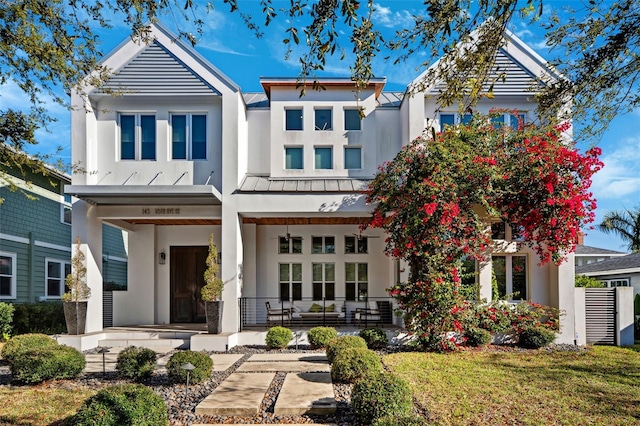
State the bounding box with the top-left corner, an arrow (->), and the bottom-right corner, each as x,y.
248,353 -> 327,362
274,372 -> 336,415
195,372 -> 275,416
210,353 -> 245,371
236,360 -> 330,373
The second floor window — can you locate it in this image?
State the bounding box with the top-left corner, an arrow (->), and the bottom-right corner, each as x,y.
61,194 -> 72,225
315,108 -> 332,130
285,108 -> 303,130
119,114 -> 156,160
345,235 -> 368,253
344,109 -> 361,130
171,114 -> 207,160
440,113 -> 472,129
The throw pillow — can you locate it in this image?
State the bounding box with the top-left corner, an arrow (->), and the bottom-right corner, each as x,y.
324,303 -> 335,312
309,303 -> 323,313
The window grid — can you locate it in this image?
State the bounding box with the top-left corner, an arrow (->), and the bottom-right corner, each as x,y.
279,263 -> 302,301
312,263 -> 335,300
312,236 -> 335,254
171,113 -> 207,160
46,259 -> 71,298
492,254 -> 527,300
345,262 -> 368,301
345,236 -> 368,253
0,252 -> 16,299
279,237 -> 303,254
119,113 -> 156,160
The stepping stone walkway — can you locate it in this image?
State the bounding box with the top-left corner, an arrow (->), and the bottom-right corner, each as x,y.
275,372 -> 336,415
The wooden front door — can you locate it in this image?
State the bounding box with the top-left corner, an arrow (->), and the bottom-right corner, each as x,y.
170,246 -> 208,323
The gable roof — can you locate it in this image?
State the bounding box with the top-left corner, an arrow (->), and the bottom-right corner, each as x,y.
576,253 -> 640,275
575,245 -> 627,256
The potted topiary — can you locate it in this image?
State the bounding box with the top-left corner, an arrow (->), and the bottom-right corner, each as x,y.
201,234 -> 224,334
62,236 -> 91,335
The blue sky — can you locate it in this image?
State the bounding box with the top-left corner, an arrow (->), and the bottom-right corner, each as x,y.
1,1 -> 637,252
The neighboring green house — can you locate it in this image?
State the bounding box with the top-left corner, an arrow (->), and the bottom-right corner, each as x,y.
0,149 -> 128,303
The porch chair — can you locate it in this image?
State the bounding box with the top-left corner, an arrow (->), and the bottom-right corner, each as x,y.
265,301 -> 292,326
354,301 -> 383,327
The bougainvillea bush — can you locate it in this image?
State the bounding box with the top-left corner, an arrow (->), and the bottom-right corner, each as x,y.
364,111 -> 601,350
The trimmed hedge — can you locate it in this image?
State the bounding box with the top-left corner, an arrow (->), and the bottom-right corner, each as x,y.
518,327 -> 556,349
71,384 -> 168,426
11,345 -> 85,384
331,347 -> 382,383
325,335 -> 367,364
166,350 -> 213,384
11,302 -> 66,335
359,327 -> 389,349
351,372 -> 413,424
266,326 -> 293,349
1,333 -> 58,364
373,415 -> 429,426
116,346 -> 157,381
307,326 -> 338,349
0,302 -> 14,340
464,327 -> 492,347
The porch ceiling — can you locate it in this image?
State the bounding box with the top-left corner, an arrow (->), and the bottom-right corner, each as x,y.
122,219 -> 221,226
242,217 -> 370,225
65,185 -> 222,206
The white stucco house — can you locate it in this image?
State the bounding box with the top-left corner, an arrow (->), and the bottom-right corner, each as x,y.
65,23 -> 580,347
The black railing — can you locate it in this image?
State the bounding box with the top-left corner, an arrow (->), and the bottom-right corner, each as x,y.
238,296 -> 396,330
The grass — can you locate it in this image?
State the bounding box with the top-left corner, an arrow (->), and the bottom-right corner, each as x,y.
384,345 -> 640,425
0,386 -> 96,425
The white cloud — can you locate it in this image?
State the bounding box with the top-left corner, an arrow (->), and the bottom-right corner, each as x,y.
372,3 -> 414,29
590,135 -> 640,200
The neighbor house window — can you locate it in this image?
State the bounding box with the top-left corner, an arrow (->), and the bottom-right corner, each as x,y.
285,147 -> 303,170
0,252 -> 17,299
313,263 -> 335,300
285,108 -> 303,131
171,114 -> 207,160
279,237 -> 303,254
601,279 -> 631,287
315,108 -> 332,130
344,147 -> 362,170
46,259 -> 71,299
119,113 -> 156,160
345,262 -> 368,301
345,235 -> 368,254
344,109 -> 362,130
440,113 -> 472,129
314,147 -> 333,169
312,236 -> 335,254
61,194 -> 72,225
492,255 -> 527,300
280,263 -> 302,301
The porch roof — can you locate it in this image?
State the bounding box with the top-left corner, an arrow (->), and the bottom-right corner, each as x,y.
65,185 -> 222,206
238,175 -> 371,193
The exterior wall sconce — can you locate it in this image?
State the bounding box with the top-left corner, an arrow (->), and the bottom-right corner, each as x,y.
159,251 -> 166,265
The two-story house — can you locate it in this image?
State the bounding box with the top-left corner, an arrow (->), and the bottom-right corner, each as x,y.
66,23 -> 578,345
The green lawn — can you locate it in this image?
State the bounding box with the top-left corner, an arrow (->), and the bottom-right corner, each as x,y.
384,345 -> 640,425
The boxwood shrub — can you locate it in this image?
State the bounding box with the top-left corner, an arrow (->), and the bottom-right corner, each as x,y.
166,350 -> 213,384
330,347 -> 382,383
11,345 -> 85,384
373,415 -> 428,426
359,327 -> 389,349
265,326 -> 293,349
517,327 -> 556,349
1,333 -> 58,364
0,302 -> 14,340
307,326 -> 338,349
71,384 -> 168,426
351,372 -> 413,424
11,302 -> 66,335
116,346 -> 157,381
464,327 -> 492,347
325,335 -> 367,364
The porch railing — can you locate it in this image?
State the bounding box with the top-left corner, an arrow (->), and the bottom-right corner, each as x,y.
238,296 -> 398,330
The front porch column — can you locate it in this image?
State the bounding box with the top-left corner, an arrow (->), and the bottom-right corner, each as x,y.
221,212 -> 242,332
71,199 -> 103,333
548,254 -> 576,344
478,258 -> 493,302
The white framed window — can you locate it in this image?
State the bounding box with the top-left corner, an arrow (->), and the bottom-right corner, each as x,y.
492,112 -> 527,129
313,263 -> 335,300
0,252 -> 17,299
285,108 -> 303,131
315,108 -> 332,130
600,278 -> 631,288
61,194 -> 72,225
492,254 -> 527,300
279,237 -> 303,254
285,146 -> 303,170
46,259 -> 71,299
344,109 -> 362,131
345,235 -> 368,253
344,146 -> 362,170
119,113 -> 156,160
279,263 -> 302,301
439,112 -> 472,129
171,113 -> 207,160
312,236 -> 335,254
345,262 -> 368,301
314,146 -> 333,169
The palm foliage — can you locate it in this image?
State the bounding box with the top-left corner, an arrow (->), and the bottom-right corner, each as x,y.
598,208 -> 640,253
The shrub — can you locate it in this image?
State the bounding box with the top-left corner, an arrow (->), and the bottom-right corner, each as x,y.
351,372 -> 413,424
575,275 -> 605,288
116,346 -> 157,381
373,415 -> 429,426
11,345 -> 85,384
325,335 -> 367,363
331,347 -> 382,383
307,326 -> 338,349
265,326 -> 293,349
517,327 -> 556,349
1,333 -> 58,364
464,327 -> 492,347
12,302 -> 66,335
359,327 -> 388,349
166,350 -> 212,384
0,302 -> 14,341
71,384 -> 168,426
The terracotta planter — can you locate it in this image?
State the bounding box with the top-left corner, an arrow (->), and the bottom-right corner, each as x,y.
63,301 -> 88,335
205,301 -> 224,334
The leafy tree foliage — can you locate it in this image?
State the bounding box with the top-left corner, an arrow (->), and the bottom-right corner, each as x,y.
598,208 -> 640,253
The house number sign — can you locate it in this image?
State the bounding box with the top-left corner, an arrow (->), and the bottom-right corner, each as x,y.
141,207 -> 181,215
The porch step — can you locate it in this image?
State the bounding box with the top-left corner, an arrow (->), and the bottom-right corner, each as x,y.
97,338 -> 189,349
